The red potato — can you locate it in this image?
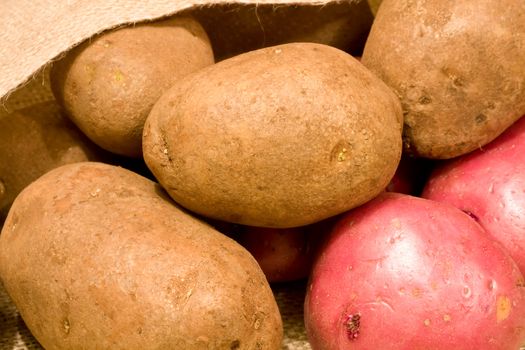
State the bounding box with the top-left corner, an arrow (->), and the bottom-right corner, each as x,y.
237,218 -> 336,283
423,116 -> 525,274
237,227 -> 312,283
305,193 -> 525,350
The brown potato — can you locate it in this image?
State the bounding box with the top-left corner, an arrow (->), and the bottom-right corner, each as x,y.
362,0 -> 525,159
191,2 -> 374,61
0,101 -> 102,222
0,162 -> 282,349
143,43 -> 403,228
50,16 -> 214,157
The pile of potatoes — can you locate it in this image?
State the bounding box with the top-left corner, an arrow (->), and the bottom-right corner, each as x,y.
2,0 -> 525,348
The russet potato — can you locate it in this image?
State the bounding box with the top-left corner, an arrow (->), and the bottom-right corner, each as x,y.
51,16 -> 214,157
0,162 -> 282,349
362,0 -> 525,159
143,42 -> 403,228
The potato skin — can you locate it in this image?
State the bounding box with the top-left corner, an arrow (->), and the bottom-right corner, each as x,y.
0,162 -> 282,349
362,0 -> 525,159
237,226 -> 313,283
423,115 -> 525,274
0,101 -> 101,222
51,16 -> 214,157
143,43 -> 403,228
305,193 -> 525,349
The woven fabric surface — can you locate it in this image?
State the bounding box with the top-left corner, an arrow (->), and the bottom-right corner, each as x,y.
0,71 -> 312,349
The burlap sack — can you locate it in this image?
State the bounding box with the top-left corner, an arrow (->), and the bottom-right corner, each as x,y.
0,1 -> 377,348
0,0 -> 379,101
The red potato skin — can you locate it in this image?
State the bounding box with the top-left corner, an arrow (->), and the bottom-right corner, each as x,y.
238,227 -> 312,283
305,193 -> 525,350
422,116 -> 525,274
236,218 -> 336,283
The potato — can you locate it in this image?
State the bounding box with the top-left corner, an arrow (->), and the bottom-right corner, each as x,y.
192,2 -> 374,61
305,193 -> 525,349
236,220 -> 333,283
0,101 -> 102,222
0,162 -> 282,349
143,43 -> 403,228
50,16 -> 214,157
361,0 -> 525,159
423,115 -> 525,274
237,226 -> 313,283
